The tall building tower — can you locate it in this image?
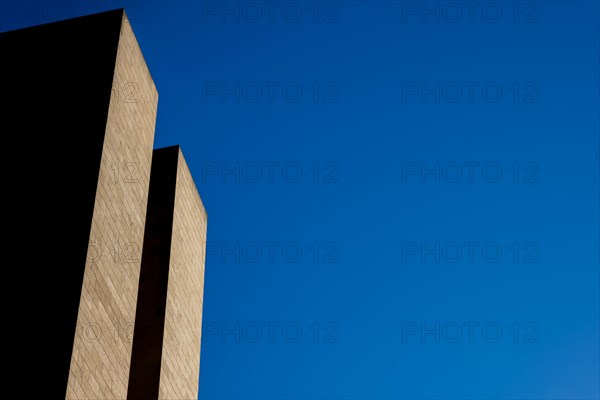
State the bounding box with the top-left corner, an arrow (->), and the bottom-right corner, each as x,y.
0,9 -> 207,399
128,146 -> 207,400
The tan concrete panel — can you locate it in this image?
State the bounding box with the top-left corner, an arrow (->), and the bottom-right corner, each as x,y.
66,11 -> 158,399
159,149 -> 207,399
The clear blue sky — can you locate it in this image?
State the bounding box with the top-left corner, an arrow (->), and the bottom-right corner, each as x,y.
2,1 -> 598,399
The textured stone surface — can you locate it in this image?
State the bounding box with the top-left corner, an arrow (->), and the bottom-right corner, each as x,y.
66,10 -> 158,400
160,148 -> 207,399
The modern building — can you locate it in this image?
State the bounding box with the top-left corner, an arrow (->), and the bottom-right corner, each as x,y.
128,146 -> 207,400
0,9 -> 207,399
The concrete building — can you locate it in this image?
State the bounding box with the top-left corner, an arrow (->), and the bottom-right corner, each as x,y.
0,9 -> 206,400
128,146 -> 207,400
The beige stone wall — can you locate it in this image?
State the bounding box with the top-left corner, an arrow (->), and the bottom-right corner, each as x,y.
159,149 -> 208,400
66,11 -> 158,399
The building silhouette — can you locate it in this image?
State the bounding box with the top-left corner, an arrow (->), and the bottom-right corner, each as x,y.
0,9 -> 207,399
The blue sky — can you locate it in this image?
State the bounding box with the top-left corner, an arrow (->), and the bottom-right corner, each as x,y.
2,1 -> 599,399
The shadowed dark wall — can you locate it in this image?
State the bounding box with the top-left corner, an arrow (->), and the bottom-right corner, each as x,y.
0,9 -> 124,398
127,146 -> 180,400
